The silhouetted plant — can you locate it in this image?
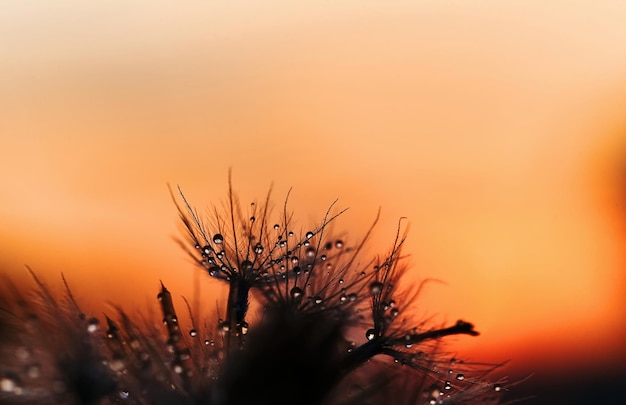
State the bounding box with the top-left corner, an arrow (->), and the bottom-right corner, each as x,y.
0,175 -> 509,404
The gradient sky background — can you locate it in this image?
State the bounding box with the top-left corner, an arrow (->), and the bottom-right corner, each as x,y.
1,1 -> 626,401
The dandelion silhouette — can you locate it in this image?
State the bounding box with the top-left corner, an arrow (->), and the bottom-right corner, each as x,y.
0,175 -> 510,405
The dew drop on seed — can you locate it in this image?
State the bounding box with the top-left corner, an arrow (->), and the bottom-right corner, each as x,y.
290,287 -> 304,299
370,281 -> 383,295
314,296 -> 323,304
254,243 -> 264,254
189,329 -> 197,337
15,347 -> 30,360
0,375 -> 20,393
87,317 -> 100,333
250,216 -> 255,223
305,231 -> 314,239
338,278 -> 344,284
110,359 -> 125,372
203,245 -> 212,254
213,234 -> 224,244
303,240 -> 310,247
320,254 -> 327,261
25,364 -> 41,379
444,381 -> 451,390
273,224 -> 280,230
365,329 -> 376,341
288,231 -> 294,237
339,294 -> 347,303
335,240 -> 343,249
291,256 -> 299,265
456,373 -> 464,380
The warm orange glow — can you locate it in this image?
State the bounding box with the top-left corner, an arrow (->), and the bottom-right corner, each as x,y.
2,0 -> 625,389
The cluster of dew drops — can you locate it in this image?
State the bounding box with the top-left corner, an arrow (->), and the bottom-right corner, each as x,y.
192,208 -> 364,309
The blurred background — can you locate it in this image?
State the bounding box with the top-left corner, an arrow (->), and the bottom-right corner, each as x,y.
1,1 -> 625,403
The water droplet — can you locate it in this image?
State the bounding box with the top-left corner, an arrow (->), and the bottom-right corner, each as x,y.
25,364 -> 41,379
288,231 -> 294,237
87,317 -> 100,333
314,296 -> 323,305
444,381 -> 451,390
291,256 -> 299,265
0,375 -> 20,393
305,231 -> 314,239
203,245 -> 212,255
370,281 -> 383,295
320,254 -> 327,261
335,240 -> 343,248
290,287 -> 304,299
241,260 -> 253,272
189,329 -> 197,337
339,294 -> 347,303
239,322 -> 249,335
109,359 -> 125,372
305,247 -> 315,258
348,293 -> 357,301
390,308 -> 399,318
254,243 -> 264,254
119,390 -> 130,400
292,266 -> 302,275
15,347 -> 30,360
213,234 -> 224,244
218,321 -> 230,333
208,266 -> 220,277
365,329 -> 376,341
250,216 -> 255,223
456,373 -> 464,381
273,224 -> 280,230
494,384 -> 501,392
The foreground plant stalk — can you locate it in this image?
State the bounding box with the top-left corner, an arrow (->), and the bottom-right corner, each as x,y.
0,177 -> 510,405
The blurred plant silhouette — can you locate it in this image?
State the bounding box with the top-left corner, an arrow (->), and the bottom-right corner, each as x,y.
0,175 -> 509,404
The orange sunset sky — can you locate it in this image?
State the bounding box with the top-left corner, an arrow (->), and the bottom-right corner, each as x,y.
1,0 -> 625,390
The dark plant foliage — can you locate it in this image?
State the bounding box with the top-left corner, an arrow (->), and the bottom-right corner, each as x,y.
0,177 -> 509,404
